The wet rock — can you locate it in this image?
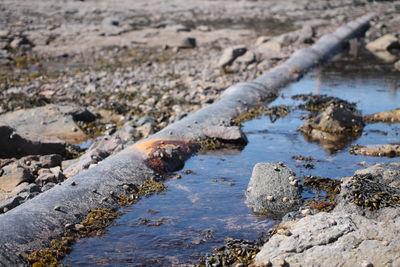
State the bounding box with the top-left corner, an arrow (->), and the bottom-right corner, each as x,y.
203,126 -> 248,144
365,108 -> 400,123
366,34 -> 400,51
0,104 -> 92,144
246,162 -> 301,216
302,129 -> 361,154
300,101 -> 364,153
350,144 -> 400,157
0,163 -> 32,192
301,104 -> 364,134
0,123 -> 66,158
217,45 -> 247,68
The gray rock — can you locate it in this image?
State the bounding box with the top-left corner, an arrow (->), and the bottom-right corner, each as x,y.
0,196 -> 23,213
203,126 -> 248,144
217,45 -> 247,68
0,163 -> 32,192
255,211 -> 400,266
37,154 -> 63,168
302,105 -> 364,134
255,163 -> 400,266
246,162 -> 301,216
0,104 -> 91,144
0,123 -> 66,158
136,116 -> 156,127
35,172 -> 59,187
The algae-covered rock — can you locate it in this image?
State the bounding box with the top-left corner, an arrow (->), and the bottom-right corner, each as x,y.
301,105 -> 364,134
350,144 -> 400,157
365,108 -> 400,123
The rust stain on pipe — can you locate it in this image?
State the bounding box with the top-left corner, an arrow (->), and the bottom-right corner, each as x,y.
129,139 -> 200,172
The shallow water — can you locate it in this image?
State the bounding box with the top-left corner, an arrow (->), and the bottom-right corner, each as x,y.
63,56 -> 400,266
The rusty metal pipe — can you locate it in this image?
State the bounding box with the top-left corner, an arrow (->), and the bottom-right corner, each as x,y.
0,13 -> 374,265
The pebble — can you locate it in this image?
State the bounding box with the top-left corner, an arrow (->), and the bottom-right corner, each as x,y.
266,195 -> 275,201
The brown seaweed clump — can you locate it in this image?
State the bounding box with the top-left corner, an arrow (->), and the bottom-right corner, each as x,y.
27,179 -> 167,266
343,173 -> 400,211
27,209 -> 121,267
197,236 -> 269,267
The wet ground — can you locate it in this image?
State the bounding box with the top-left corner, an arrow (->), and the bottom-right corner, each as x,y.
63,52 -> 399,266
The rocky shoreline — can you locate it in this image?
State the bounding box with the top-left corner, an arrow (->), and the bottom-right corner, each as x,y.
1,0 -> 400,265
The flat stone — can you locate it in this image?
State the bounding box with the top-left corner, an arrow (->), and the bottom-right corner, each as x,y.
203,126 -> 248,144
366,34 -> 400,51
246,162 -> 301,216
255,211 -> 400,266
0,104 -> 93,144
365,108 -> 400,123
350,144 -> 400,158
